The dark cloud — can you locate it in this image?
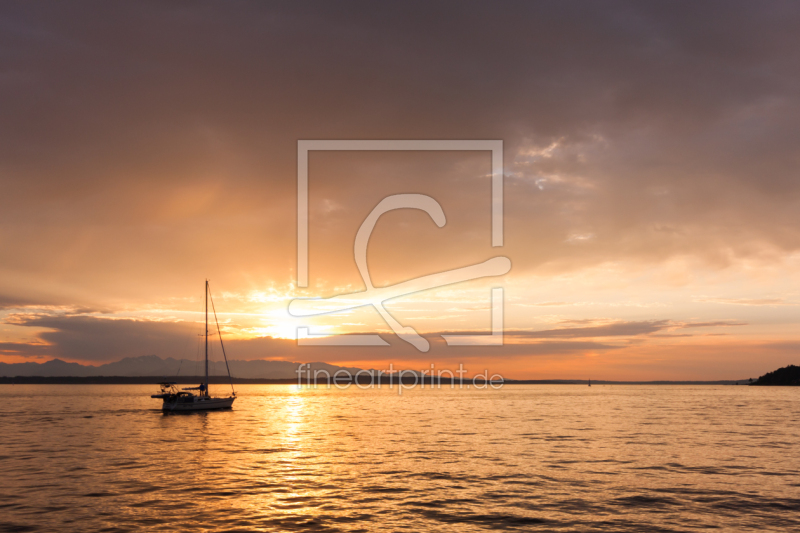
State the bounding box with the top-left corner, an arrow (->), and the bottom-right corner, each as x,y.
679,320 -> 748,329
501,320 -> 671,338
0,341 -> 54,357
6,314 -> 204,361
0,295 -> 40,310
5,313 -> 306,362
5,312 -> 622,364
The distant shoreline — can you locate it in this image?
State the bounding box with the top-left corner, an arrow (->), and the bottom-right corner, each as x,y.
0,375 -> 754,386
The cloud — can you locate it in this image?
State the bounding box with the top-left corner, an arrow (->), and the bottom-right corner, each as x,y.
0,341 -> 55,357
0,296 -> 38,310
500,320 -> 672,339
0,294 -> 68,310
5,314 -> 201,362
4,311 -> 624,364
694,297 -> 789,306
678,320 -> 748,328
0,1 -> 799,306
4,313 -> 299,362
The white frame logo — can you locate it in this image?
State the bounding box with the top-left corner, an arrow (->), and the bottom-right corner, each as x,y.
290,140 -> 509,352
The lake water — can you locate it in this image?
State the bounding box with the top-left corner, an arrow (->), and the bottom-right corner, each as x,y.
1,384 -> 798,532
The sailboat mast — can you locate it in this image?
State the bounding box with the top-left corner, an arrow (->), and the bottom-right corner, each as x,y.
205,279 -> 209,396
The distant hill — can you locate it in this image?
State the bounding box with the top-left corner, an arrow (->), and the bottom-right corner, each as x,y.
0,355 -> 364,380
751,365 -> 800,386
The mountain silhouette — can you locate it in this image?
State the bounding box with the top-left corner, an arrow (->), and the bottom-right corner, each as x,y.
0,355 -> 364,380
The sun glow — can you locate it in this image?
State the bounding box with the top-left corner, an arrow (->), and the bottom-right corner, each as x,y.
248,323 -> 300,340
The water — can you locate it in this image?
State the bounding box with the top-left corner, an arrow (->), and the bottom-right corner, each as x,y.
1,384 -> 798,532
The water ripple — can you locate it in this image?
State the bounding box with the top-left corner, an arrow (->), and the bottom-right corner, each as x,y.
0,384 -> 798,532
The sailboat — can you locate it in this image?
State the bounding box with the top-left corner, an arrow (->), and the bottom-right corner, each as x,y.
151,280 -> 236,411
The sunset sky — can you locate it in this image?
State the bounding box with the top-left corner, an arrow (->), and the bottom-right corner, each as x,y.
1,1 -> 799,379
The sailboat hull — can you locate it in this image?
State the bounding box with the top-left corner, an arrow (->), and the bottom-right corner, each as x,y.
162,396 -> 235,411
